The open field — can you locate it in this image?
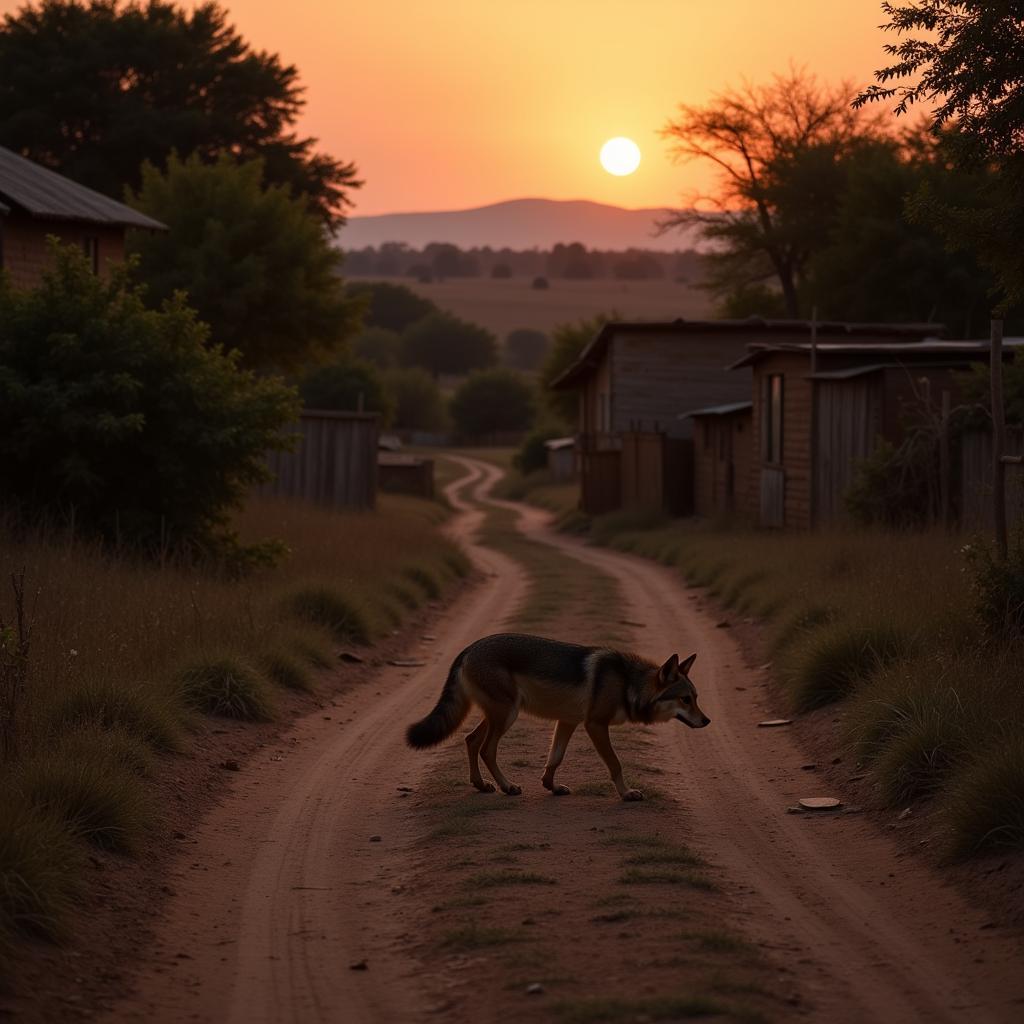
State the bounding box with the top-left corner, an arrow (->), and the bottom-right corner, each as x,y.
0,494 -> 467,985
347,275 -> 713,338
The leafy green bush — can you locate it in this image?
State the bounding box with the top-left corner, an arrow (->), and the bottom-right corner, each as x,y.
381,367 -> 448,432
403,311 -> 497,377
845,439 -> 937,528
962,537 -> 1024,641
514,426 -> 561,474
0,243 -> 298,554
299,356 -> 394,420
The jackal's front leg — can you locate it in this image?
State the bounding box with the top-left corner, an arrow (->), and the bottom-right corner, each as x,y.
542,720 -> 577,795
584,721 -> 642,801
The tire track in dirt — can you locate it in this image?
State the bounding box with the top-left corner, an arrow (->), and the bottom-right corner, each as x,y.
102,459 -> 529,1024
462,456 -> 1024,1024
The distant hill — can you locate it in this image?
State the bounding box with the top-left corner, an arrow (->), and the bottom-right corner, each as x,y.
339,198 -> 700,252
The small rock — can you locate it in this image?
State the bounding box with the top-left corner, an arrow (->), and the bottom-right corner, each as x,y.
798,797 -> 843,812
349,959 -> 368,971
843,805 -> 864,815
898,807 -> 913,821
173,831 -> 187,841
758,719 -> 792,728
220,760 -> 241,772
715,620 -> 731,629
526,983 -> 545,995
619,619 -> 646,628
369,835 -> 383,843
421,634 -> 438,641
339,651 -> 364,663
322,715 -> 332,720
786,806 -> 805,814
759,662 -> 773,671
800,763 -> 817,771
397,785 -> 413,792
831,756 -> 843,765
389,658 -> 426,668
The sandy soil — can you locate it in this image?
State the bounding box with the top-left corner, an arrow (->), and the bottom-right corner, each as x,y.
97,457 -> 1024,1024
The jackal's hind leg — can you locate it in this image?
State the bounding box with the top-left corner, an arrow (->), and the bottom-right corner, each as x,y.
542,720 -> 578,795
465,718 -> 493,792
480,706 -> 520,795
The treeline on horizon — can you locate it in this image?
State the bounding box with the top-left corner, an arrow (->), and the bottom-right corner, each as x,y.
342,242 -> 704,284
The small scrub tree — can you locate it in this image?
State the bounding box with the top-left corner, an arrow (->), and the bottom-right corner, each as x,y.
504,328 -> 549,371
0,243 -> 298,555
381,367 -> 448,432
540,313 -> 618,425
450,370 -> 536,438
347,281 -> 438,332
299,357 -> 394,420
129,154 -> 361,372
352,326 -> 404,368
402,311 -> 498,377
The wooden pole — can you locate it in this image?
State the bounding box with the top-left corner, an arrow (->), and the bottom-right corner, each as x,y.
940,389 -> 951,530
991,318 -> 1008,560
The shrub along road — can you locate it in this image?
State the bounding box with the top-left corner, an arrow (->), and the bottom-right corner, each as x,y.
104,458 -> 1024,1023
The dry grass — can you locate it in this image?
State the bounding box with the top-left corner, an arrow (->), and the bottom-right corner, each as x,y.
592,515 -> 1024,857
0,493 -> 467,976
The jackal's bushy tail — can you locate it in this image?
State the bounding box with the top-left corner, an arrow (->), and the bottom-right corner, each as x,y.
406,650 -> 471,748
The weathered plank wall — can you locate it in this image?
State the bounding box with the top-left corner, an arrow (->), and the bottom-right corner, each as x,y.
961,428 -> 1024,532
260,411 -> 379,509
580,447 -> 621,515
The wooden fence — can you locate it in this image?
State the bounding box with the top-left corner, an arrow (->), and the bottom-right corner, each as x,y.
259,410 -> 379,509
960,427 -> 1024,532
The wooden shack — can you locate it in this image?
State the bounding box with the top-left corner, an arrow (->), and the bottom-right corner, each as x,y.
544,437 -> 576,481
0,146 -> 165,288
378,452 -> 435,499
683,402 -> 753,520
261,411 -> 379,509
731,339 -> 1023,528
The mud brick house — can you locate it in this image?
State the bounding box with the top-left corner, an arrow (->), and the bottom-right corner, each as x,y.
731,337 -> 1024,528
0,146 -> 165,288
550,318 -> 941,517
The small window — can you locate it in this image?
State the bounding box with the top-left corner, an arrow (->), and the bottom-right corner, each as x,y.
761,374 -> 784,464
81,235 -> 99,274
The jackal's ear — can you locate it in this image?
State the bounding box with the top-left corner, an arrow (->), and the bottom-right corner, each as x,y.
679,653 -> 697,676
658,654 -> 679,683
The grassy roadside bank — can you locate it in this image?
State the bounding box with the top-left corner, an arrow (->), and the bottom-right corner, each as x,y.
0,494 -> 468,984
591,510 -> 1024,861
483,463 -> 1024,860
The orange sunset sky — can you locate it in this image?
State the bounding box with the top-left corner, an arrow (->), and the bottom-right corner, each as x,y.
1,0 -> 904,216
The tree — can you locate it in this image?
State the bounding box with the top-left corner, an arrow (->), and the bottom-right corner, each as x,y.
381,367 -> 448,432
450,370 -> 536,437
347,281 -> 438,332
855,2 -> 1024,311
540,313 -> 619,425
504,328 -> 549,371
299,357 -> 393,421
0,243 -> 297,553
0,1 -> 359,226
128,153 -> 360,372
660,69 -> 879,316
352,326 -> 404,368
402,311 -> 497,377
854,1 -> 1024,165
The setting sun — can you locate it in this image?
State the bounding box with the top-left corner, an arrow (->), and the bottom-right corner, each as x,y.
599,136 -> 641,176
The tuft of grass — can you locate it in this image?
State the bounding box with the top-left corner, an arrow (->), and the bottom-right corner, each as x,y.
402,564 -> 441,600
46,680 -> 183,752
177,655 -> 275,721
285,585 -> 373,645
943,739 -> 1024,858
624,847 -> 705,868
0,797 -> 82,943
555,995 -> 726,1023
18,742 -> 152,854
467,870 -> 558,888
783,621 -> 914,712
440,924 -> 522,950
619,867 -> 716,890
258,648 -> 314,693
282,624 -> 335,669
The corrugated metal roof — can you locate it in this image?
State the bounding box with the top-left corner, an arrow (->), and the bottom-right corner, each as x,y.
0,146 -> 165,230
544,436 -> 576,450
679,401 -> 753,420
549,317 -> 945,390
728,338 -> 1024,370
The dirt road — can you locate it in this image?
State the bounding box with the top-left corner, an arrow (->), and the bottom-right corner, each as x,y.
106,457 -> 1024,1024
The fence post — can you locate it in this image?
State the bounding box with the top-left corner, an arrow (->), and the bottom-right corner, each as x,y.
940,389 -> 951,530
991,318 -> 1007,560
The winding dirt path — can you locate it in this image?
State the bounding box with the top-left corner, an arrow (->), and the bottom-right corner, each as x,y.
104,457 -> 1024,1024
